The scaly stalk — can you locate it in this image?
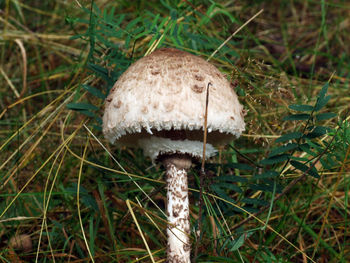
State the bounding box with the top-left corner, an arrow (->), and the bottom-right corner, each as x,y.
162,154 -> 192,263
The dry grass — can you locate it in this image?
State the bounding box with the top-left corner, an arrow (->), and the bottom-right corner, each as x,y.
0,0 -> 349,262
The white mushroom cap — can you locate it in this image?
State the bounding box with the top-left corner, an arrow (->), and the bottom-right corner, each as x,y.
103,48 -> 245,161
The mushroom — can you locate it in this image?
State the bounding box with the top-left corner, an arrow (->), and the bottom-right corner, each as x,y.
103,48 -> 245,263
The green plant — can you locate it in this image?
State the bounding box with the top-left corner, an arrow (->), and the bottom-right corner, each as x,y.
66,1 -> 342,261
1,1 -> 349,262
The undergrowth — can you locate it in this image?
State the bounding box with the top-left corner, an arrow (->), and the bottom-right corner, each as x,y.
0,0 -> 349,262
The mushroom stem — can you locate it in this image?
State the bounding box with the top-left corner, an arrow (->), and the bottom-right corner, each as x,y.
162,154 -> 192,263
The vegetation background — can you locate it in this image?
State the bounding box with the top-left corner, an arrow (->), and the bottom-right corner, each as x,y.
0,0 -> 349,262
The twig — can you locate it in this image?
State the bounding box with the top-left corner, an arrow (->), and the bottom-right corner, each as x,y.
193,82 -> 211,262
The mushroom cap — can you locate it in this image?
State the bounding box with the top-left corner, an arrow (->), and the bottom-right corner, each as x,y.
103,48 -> 245,160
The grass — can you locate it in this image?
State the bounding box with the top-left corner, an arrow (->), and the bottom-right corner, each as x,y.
0,0 -> 349,262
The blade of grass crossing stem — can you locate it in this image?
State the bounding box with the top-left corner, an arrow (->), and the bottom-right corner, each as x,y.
126,199 -> 156,263
77,134 -> 95,262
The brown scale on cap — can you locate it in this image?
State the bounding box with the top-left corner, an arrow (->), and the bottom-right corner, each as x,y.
114,100 -> 122,109
103,48 -> 245,147
193,74 -> 204,81
191,84 -> 205,93
151,69 -> 161,75
141,106 -> 148,114
164,102 -> 174,112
